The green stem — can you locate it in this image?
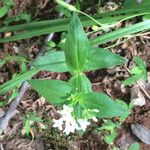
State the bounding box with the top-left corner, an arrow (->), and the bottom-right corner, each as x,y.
78,10 -> 103,27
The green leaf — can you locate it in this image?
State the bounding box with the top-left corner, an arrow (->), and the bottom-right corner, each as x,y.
130,67 -> 143,75
0,60 -> 6,68
129,142 -> 140,150
90,20 -> 150,46
116,99 -> 131,121
0,5 -> 10,18
113,147 -> 120,150
0,11 -> 149,43
69,74 -> 92,93
0,68 -> 40,94
32,51 -> 69,72
124,56 -> 148,85
0,55 -> 27,69
133,56 -> 146,69
56,4 -> 72,17
104,130 -> 116,144
79,92 -> 126,118
56,0 -> 78,12
116,99 -> 129,110
143,71 -> 148,81
64,13 -> 90,73
98,120 -> 118,131
23,112 -> 41,135
4,13 -> 31,25
123,74 -> 141,86
143,14 -> 150,20
32,48 -> 125,73
123,0 -> 150,8
0,101 -> 8,107
27,112 -> 41,122
0,6 -> 149,32
85,48 -> 125,70
24,119 -> 30,135
5,55 -> 27,63
28,80 -> 73,105
2,0 -> 13,6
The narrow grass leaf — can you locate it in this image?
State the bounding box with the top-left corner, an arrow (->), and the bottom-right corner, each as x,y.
90,20 -> 150,46
0,68 -> 40,94
0,10 -> 149,43
123,0 -> 150,8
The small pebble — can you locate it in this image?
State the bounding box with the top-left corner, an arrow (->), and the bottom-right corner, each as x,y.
131,123 -> 150,145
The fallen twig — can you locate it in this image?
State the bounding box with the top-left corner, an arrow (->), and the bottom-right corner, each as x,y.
0,82 -> 29,134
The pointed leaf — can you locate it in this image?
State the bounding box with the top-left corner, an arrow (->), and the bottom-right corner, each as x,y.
123,74 -> 141,86
85,48 -> 125,70
0,5 -> 10,18
69,74 -> 92,93
64,13 -> 90,73
133,56 -> 146,69
2,0 -> 13,6
24,119 -> 30,135
130,67 -> 143,75
32,51 -> 69,72
28,80 -> 73,105
79,92 -> 126,118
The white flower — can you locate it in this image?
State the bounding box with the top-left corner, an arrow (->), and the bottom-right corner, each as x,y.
63,118 -> 79,135
52,105 -> 98,135
77,119 -> 91,131
53,118 -> 64,130
58,105 -> 73,115
52,105 -> 79,135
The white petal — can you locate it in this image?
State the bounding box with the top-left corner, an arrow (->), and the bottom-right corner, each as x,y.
52,118 -> 64,130
93,109 -> 99,113
63,122 -> 76,135
61,105 -> 73,114
77,119 -> 91,131
92,116 -> 98,122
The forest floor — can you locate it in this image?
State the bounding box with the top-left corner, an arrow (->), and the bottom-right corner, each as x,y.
0,0 -> 150,150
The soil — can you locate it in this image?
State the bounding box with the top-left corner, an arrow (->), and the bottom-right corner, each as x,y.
0,0 -> 150,150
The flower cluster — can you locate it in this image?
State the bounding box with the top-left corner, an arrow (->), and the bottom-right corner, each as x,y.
52,105 -> 98,135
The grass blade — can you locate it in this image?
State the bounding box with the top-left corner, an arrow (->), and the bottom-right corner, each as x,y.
90,20 -> 150,46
